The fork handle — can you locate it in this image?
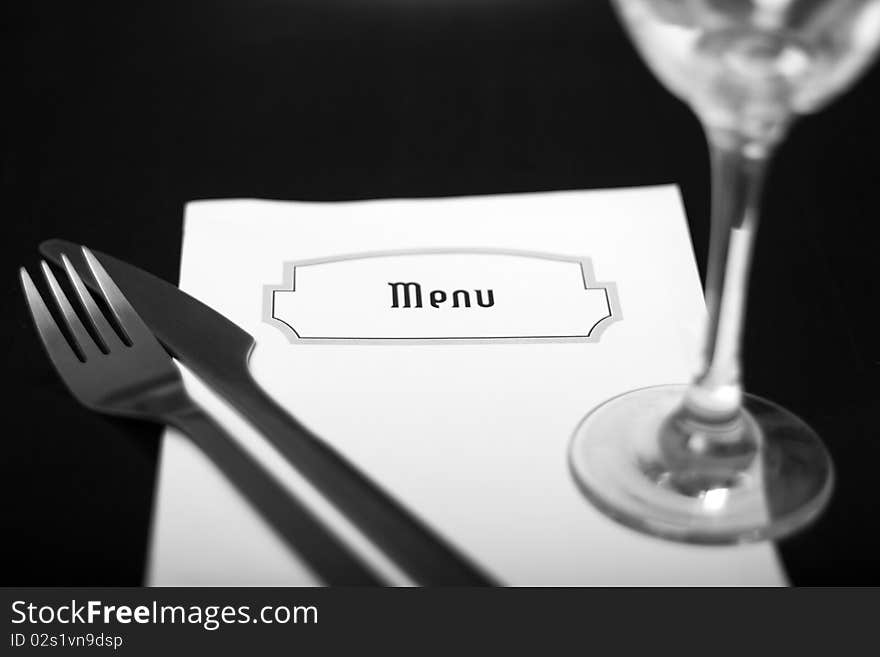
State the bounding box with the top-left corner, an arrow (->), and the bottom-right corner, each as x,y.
162,402 -> 383,586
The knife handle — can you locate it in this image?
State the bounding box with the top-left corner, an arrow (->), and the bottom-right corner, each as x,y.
221,369 -> 498,586
165,400 -> 383,586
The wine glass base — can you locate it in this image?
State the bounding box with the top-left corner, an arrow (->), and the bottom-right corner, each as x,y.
569,385 -> 834,545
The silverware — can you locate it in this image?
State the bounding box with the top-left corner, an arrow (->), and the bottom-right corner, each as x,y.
20,247 -> 381,585
40,240 -> 496,586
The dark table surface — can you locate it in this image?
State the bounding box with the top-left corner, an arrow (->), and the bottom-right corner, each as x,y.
3,0 -> 879,586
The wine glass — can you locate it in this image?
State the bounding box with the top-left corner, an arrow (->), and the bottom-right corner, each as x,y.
570,0 -> 880,544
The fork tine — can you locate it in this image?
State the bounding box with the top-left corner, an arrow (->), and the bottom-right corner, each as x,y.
61,253 -> 123,350
20,267 -> 81,370
81,247 -> 154,345
40,261 -> 102,360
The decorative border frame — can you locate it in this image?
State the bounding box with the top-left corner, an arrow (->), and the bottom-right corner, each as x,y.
262,248 -> 622,345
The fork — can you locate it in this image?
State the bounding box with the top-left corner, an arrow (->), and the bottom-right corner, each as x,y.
20,247 -> 381,585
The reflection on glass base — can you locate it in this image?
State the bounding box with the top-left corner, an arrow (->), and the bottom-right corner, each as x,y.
569,385 -> 834,545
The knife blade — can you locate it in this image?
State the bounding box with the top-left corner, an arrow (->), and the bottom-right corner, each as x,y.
40,239 -> 496,586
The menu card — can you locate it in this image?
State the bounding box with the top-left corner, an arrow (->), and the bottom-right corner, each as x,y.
147,186 -> 785,585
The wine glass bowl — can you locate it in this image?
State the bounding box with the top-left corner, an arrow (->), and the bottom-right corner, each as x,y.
617,0 -> 880,149
569,0 -> 880,544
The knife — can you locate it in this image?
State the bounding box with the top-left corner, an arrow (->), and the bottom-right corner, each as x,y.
40,239 -> 496,586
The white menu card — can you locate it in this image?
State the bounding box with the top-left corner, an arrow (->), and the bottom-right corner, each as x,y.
147,186 -> 786,586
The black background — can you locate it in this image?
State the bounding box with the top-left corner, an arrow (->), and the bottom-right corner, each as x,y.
3,0 -> 878,585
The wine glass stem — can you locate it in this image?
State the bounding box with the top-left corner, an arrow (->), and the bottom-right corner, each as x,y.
684,127 -> 775,421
